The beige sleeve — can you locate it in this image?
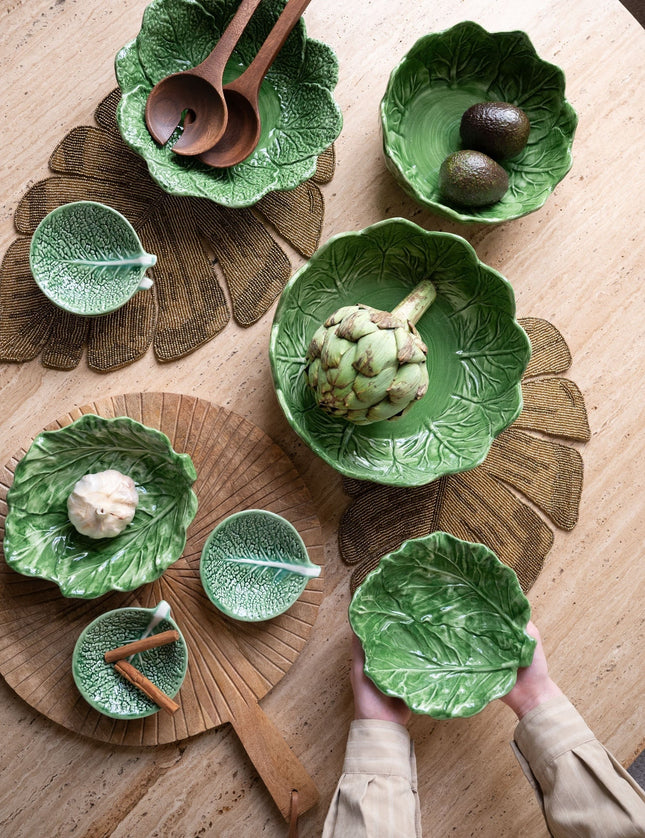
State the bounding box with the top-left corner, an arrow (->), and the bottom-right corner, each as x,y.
322,719 -> 422,838
512,694 -> 645,838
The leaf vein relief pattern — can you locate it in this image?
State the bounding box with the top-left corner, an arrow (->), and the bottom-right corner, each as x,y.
340,318 -> 590,594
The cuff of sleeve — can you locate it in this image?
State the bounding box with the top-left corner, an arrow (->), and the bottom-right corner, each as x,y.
514,694 -> 596,780
343,719 -> 413,781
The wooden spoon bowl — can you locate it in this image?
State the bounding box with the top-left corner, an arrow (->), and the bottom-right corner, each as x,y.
200,0 -> 313,168
144,0 -> 263,155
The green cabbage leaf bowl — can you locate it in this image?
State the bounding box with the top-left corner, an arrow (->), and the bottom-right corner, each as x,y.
349,531 -> 536,718
200,509 -> 321,622
115,0 -> 343,207
381,21 -> 577,223
269,218 -> 531,486
3,414 -> 198,598
73,606 -> 188,718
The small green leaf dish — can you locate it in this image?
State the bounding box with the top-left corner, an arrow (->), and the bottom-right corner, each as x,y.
200,509 -> 321,622
3,414 -> 198,598
29,201 -> 156,316
349,531 -> 536,718
115,0 -> 343,208
380,21 -> 578,223
269,218 -> 531,486
72,606 -> 188,719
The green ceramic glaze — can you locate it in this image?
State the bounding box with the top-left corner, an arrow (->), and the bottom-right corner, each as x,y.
115,0 -> 343,208
29,201 -> 156,316
3,414 -> 198,598
269,218 -> 531,486
349,532 -> 536,719
200,510 -> 321,622
380,21 -> 578,223
72,607 -> 188,718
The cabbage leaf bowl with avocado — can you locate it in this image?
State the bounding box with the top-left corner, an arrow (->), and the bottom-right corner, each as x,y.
380,21 -> 578,224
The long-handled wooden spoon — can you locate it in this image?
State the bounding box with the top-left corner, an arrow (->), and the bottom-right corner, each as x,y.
144,0 -> 264,155
199,0 -> 312,168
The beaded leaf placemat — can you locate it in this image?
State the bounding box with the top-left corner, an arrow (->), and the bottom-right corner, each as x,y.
339,318 -> 591,593
0,89 -> 335,371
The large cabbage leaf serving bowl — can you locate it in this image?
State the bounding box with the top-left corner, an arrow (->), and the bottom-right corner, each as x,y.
3,414 -> 198,598
381,21 -> 577,224
269,218 -> 531,486
349,531 -> 536,718
115,0 -> 343,208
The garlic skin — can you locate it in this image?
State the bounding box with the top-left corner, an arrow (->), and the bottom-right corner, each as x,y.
67,470 -> 139,539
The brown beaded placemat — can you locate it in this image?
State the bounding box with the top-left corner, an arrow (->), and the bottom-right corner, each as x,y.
338,318 -> 591,593
0,89 -> 335,371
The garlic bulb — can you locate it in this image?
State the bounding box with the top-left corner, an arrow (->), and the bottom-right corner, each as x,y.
67,470 -> 139,539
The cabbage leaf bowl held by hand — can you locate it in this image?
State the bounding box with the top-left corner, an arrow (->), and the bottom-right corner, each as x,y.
3,414 -> 198,598
349,531 -> 537,718
115,0 -> 343,208
380,21 -> 577,223
269,218 -> 531,487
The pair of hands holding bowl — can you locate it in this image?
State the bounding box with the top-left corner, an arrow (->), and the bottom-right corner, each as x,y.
351,621 -> 562,725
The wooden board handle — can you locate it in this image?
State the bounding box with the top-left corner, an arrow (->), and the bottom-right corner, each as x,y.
230,699 -> 319,820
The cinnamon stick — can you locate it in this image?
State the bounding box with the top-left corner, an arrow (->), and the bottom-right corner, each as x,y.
104,629 -> 180,663
113,659 -> 180,715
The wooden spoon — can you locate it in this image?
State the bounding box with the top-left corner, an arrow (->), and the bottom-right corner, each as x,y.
144,0 -> 264,155
199,0 -> 313,168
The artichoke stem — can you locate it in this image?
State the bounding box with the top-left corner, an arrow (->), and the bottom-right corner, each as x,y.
391,279 -> 436,325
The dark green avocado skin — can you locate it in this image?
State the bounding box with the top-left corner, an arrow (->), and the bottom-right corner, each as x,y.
439,150 -> 509,207
460,102 -> 530,160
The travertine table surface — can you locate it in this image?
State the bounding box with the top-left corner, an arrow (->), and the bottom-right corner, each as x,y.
0,0 -> 643,836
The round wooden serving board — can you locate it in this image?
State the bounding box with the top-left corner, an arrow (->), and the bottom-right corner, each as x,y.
0,392 -> 324,818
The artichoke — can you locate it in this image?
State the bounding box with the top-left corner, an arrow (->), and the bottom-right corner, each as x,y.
304,279 -> 437,424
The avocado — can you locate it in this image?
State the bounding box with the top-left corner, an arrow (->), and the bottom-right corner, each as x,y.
460,102 -> 530,160
439,150 -> 508,207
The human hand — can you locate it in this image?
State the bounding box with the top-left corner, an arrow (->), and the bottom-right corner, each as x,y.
500,620 -> 562,720
350,632 -> 412,726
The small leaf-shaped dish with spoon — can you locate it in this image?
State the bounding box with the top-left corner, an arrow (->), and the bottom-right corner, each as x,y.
200,509 -> 321,621
349,531 -> 536,719
72,606 -> 188,719
29,201 -> 156,316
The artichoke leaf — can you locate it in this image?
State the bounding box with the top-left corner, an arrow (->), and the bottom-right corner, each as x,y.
387,363 -> 424,405
325,305 -> 359,327
320,331 -> 353,368
335,308 -> 379,341
353,329 -> 398,376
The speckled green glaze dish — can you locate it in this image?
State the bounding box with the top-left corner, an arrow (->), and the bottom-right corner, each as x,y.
200,509 -> 321,622
269,218 -> 531,486
349,532 -> 536,718
381,21 -> 577,223
29,201 -> 156,316
115,0 -> 342,208
3,414 -> 198,598
72,607 -> 188,719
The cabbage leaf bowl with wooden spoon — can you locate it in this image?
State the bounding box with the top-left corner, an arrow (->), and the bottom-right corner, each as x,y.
116,0 -> 343,207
